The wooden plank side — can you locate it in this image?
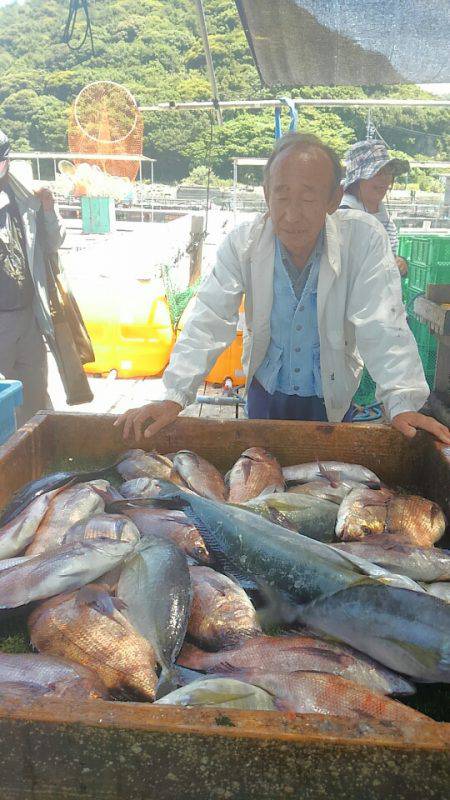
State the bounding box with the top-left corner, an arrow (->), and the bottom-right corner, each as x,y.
40,413 -> 425,488
0,410 -> 448,796
0,696 -> 448,748
0,414 -> 55,510
0,711 -> 448,800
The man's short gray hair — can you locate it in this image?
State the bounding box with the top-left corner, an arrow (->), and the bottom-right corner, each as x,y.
263,132 -> 343,194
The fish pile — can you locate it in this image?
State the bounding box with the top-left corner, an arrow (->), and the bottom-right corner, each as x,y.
0,446 -> 448,740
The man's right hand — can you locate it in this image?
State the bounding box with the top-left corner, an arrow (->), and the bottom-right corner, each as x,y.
114,400 -> 182,442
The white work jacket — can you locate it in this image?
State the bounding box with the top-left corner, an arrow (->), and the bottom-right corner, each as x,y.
163,210 -> 429,422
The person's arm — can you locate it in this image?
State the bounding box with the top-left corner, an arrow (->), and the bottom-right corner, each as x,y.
395,255 -> 408,276
34,188 -> 66,252
115,227 -> 246,441
347,223 -> 450,444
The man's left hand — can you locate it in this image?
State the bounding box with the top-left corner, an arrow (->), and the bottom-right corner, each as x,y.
391,411 -> 450,444
34,187 -> 55,212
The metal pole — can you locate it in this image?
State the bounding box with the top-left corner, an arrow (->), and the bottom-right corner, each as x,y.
151,161 -> 154,222
233,159 -> 238,225
139,161 -> 144,223
36,157 -> 41,181
193,0 -> 223,124
139,97 -> 450,112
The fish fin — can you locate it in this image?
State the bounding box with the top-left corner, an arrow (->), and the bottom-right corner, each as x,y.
274,698 -> 296,714
169,468 -> 190,489
112,596 -> 127,612
175,665 -> 207,685
267,508 -> 298,532
241,458 -> 252,485
317,460 -> 340,488
255,580 -> 304,630
76,585 -> 121,620
155,667 -> 180,700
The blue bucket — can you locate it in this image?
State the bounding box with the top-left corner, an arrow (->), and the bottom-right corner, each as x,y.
0,380 -> 23,445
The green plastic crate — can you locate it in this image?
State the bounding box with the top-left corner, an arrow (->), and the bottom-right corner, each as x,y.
353,368 -> 377,407
406,288 -> 437,389
398,234 -> 414,262
408,259 -> 450,293
409,234 -> 450,268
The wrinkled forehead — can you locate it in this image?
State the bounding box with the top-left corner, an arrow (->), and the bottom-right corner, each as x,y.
268,145 -> 334,191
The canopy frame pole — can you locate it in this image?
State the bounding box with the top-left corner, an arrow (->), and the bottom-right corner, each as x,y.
151,160 -> 154,222
139,98 -> 450,112
193,0 -> 223,125
233,158 -> 238,224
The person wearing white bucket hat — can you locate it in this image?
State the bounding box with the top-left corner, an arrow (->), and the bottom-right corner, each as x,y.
340,140 -> 410,276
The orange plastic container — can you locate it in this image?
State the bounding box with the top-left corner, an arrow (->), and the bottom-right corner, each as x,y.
177,299 -> 245,387
73,276 -> 175,378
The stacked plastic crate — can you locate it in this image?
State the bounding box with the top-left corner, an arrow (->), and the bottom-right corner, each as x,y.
404,234 -> 450,388
353,233 -> 450,408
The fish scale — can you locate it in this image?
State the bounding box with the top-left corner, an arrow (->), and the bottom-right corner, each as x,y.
29,590 -> 158,701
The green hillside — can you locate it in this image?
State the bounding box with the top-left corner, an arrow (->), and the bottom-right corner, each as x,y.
0,0 -> 448,183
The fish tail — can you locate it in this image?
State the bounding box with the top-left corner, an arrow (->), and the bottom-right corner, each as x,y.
155,666 -> 180,700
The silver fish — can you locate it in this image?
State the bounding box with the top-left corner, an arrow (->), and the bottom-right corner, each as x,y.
155,677 -> 277,710
0,652 -> 108,700
0,488 -> 63,559
171,451 -> 227,501
241,492 -> 337,542
287,478 -> 362,504
63,513 -> 140,545
153,481 -> 450,682
25,482 -> 105,556
426,582 -> 450,603
0,539 -> 137,609
283,461 -> 380,487
117,450 -> 174,482
118,535 -> 192,694
121,477 -> 161,499
332,539 -> 450,583
299,584 -> 450,683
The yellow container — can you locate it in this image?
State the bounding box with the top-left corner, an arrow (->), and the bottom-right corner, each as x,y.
177,299 -> 245,387
74,277 -> 175,378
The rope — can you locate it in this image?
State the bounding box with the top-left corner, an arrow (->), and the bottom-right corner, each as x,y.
63,0 -> 95,55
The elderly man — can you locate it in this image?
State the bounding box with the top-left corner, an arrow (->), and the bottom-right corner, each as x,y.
0,129 -> 65,424
117,132 -> 450,445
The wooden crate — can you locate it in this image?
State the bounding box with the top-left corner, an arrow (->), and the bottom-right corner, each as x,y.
0,412 -> 448,800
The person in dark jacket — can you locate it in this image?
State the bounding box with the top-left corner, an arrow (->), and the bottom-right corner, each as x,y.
0,129 -> 65,424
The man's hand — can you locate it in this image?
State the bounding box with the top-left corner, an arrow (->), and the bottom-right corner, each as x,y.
114,400 -> 182,442
395,256 -> 408,277
34,187 -> 55,212
391,411 -> 450,444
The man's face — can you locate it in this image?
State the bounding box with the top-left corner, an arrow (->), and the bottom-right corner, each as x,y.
265,146 -> 339,257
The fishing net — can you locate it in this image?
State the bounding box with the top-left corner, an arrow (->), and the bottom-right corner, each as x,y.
68,81 -> 143,181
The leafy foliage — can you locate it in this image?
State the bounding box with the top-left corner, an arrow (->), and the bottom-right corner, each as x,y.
0,0 -> 448,182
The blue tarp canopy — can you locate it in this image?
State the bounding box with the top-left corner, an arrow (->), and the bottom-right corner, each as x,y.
235,0 -> 450,86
